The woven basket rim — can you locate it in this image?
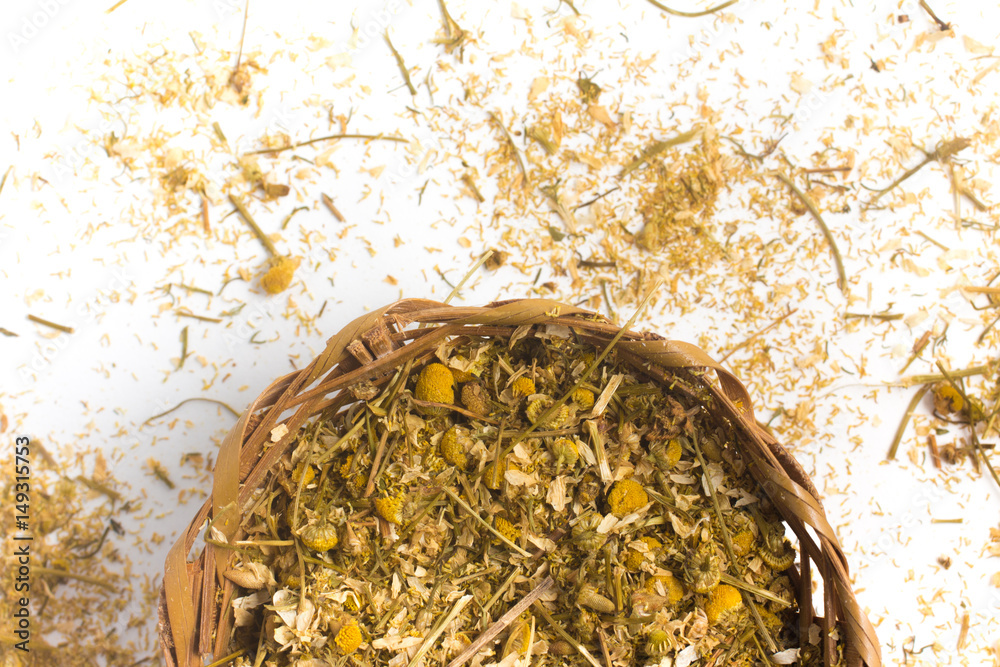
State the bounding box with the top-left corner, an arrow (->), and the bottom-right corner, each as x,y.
158,297 -> 881,667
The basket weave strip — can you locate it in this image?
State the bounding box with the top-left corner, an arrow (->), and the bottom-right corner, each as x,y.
158,298 -> 881,667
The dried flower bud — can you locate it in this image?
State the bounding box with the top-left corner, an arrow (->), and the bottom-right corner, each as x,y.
607,479 -> 648,517
461,382 -> 489,416
624,536 -> 662,571
576,584 -> 615,614
334,621 -> 363,654
932,381 -> 964,415
441,425 -> 470,469
685,545 -> 721,594
645,628 -> 671,657
572,388 -> 595,410
526,397 -> 570,429
511,376 -> 536,397
493,516 -> 521,545
548,437 -> 579,469
571,511 -> 607,552
415,363 -> 455,413
704,584 -> 743,625
300,521 -> 339,552
374,493 -> 405,525
260,255 -> 300,295
644,573 -> 685,605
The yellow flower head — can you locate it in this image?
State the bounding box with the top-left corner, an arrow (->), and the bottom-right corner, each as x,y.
933,381 -> 965,415
572,388 -> 595,410
731,530 -> 755,557
374,493 -> 405,524
335,621 -> 363,654
441,426 -> 470,469
511,376 -> 536,397
291,462 -> 315,486
607,479 -> 648,517
260,255 -> 300,295
526,397 -> 570,429
300,521 -> 339,552
548,438 -> 579,469
705,584 -> 743,625
624,536 -> 662,571
415,363 -> 455,413
494,516 -> 521,545
644,573 -> 684,605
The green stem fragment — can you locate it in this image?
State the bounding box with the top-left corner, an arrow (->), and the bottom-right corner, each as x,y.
229,194 -> 279,256
643,0 -> 739,18
771,170 -> 847,294
384,31 -> 417,96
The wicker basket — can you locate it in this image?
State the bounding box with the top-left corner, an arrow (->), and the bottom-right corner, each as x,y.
158,298 -> 881,667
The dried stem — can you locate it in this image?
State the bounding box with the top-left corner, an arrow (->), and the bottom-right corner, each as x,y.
27,314 -> 74,334
771,170 -> 847,294
865,137 -> 969,209
718,308 -> 797,363
489,112 -> 529,186
618,127 -> 699,178
918,0 -> 951,30
246,133 -> 408,156
887,385 -> 930,460
229,194 -> 278,256
441,486 -> 532,556
444,577 -> 554,667
385,31 -> 417,96
643,0 -> 739,18
693,434 -> 776,653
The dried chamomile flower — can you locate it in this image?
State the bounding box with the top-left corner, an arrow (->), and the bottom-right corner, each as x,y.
644,573 -> 685,605
645,628 -> 671,657
334,620 -> 363,654
572,387 -> 595,410
760,523 -> 795,570
704,583 -> 743,625
484,457 -> 515,490
260,255 -> 300,295
511,375 -> 536,397
461,381 -> 489,416
525,396 -> 570,428
494,516 -> 521,545
449,366 -> 476,383
932,381 -> 964,415
374,493 -> 406,525
577,584 -> 616,614
291,462 -> 315,486
415,363 -> 455,413
685,545 -> 721,593
571,511 -> 607,552
607,478 -> 648,517
299,520 -> 339,552
731,529 -> 756,557
548,437 -> 579,469
624,536 -> 662,570
441,425 -> 471,469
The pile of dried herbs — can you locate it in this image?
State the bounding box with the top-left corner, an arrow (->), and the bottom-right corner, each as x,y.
222,326 -> 819,667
